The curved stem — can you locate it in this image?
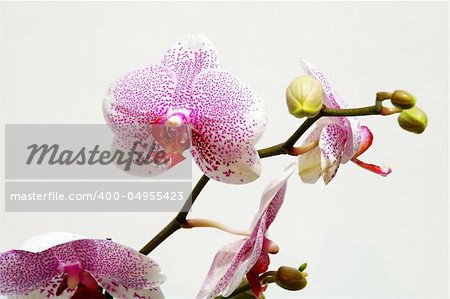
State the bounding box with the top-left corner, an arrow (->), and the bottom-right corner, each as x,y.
139,175 -> 210,255
140,104 -> 382,254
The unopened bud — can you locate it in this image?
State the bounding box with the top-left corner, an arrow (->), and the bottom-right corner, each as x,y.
391,90 -> 416,109
397,106 -> 427,134
276,266 -> 307,291
286,75 -> 323,118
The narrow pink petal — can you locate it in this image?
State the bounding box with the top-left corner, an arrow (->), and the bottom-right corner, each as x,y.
351,126 -> 391,176
189,69 -> 266,184
319,124 -> 347,184
96,276 -> 164,299
161,33 -> 219,94
0,250 -> 59,296
352,159 -> 392,176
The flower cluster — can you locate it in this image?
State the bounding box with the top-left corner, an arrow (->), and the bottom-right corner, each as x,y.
0,34 -> 427,299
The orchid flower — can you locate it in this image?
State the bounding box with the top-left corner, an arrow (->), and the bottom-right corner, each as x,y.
103,33 -> 266,184
196,164 -> 296,299
0,232 -> 165,299
298,60 -> 392,184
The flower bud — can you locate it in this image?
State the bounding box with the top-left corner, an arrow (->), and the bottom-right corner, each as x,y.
390,90 -> 416,109
275,266 -> 307,291
397,106 -> 427,134
286,75 -> 323,118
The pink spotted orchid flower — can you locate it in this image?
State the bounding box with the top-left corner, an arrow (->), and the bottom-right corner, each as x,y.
298,60 -> 392,184
196,164 -> 296,299
0,232 -> 165,299
103,33 -> 266,184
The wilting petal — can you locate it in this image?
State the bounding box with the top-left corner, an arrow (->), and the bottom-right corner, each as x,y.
221,216 -> 267,298
250,163 -> 295,229
96,276 -> 164,299
103,65 -> 178,129
198,166 -> 293,298
0,250 -> 59,296
196,240 -> 246,299
189,69 -> 266,184
197,216 -> 266,299
161,33 -> 219,93
319,124 -> 346,184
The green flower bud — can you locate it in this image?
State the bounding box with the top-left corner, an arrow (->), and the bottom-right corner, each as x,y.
391,90 -> 416,109
275,266 -> 307,291
397,106 -> 428,134
286,75 -> 323,118
298,262 -> 308,272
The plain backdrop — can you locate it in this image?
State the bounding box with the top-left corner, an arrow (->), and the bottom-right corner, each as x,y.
0,2 -> 448,299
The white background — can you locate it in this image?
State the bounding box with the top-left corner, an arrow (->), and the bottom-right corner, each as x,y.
0,2 -> 448,299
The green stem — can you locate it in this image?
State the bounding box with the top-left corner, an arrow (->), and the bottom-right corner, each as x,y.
140,104 -> 382,254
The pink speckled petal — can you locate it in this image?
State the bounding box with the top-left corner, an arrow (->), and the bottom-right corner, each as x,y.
103,65 -> 178,127
16,273 -> 76,299
161,33 -> 219,94
0,250 -> 59,296
319,124 -> 347,184
302,60 -> 361,162
96,276 -> 164,299
190,69 -> 266,184
297,119 -> 328,184
49,240 -> 165,290
0,238 -> 165,297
